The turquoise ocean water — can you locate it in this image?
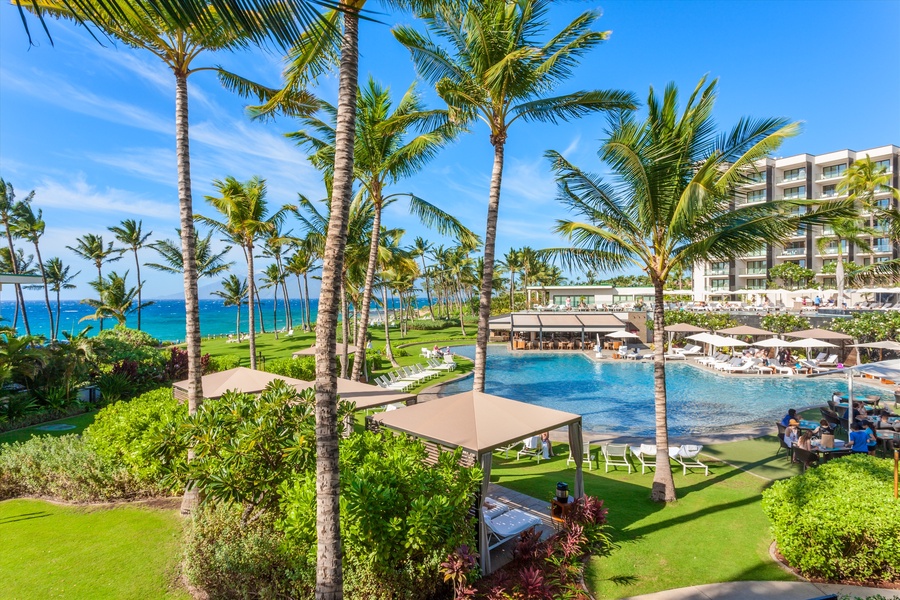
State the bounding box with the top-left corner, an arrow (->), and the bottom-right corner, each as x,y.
1,298 -> 412,342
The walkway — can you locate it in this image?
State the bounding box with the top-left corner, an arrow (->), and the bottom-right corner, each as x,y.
485,483 -> 555,570
622,581 -> 899,599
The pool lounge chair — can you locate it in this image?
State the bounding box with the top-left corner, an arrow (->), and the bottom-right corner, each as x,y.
799,360 -> 830,374
482,497 -> 510,519
602,443 -> 632,473
516,436 -> 543,462
483,507 -> 542,551
629,443 -> 658,474
667,444 -> 709,476
567,441 -> 594,470
722,358 -> 762,373
817,354 -> 839,367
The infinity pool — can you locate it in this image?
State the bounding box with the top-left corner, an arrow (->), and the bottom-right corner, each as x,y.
440,345 -> 891,437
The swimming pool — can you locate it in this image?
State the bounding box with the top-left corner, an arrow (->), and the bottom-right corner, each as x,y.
439,345 -> 891,437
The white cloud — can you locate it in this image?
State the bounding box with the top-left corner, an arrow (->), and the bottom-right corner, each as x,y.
33,174 -> 176,219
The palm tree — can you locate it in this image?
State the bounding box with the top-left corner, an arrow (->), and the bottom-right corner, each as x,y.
0,179 -> 31,335
10,201 -> 54,339
816,218 -> 876,305
541,77 -> 853,502
43,257 -> 79,341
262,225 -> 294,332
108,219 -> 152,331
839,155 -> 900,240
498,249 -> 522,311
146,229 -> 234,280
67,233 -> 120,331
211,274 -> 248,340
81,270 -> 152,326
285,244 -> 318,332
260,263 -> 285,339
394,0 -> 637,393
197,176 -> 290,369
411,237 -> 436,320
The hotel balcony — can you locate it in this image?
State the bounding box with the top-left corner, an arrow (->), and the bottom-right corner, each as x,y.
817,170 -> 846,182
738,269 -> 768,277
778,247 -> 807,257
736,196 -> 767,206
776,173 -> 806,186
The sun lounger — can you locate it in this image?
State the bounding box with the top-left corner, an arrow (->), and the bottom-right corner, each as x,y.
667,444 -> 709,476
567,441 -> 594,470
482,497 -> 510,520
817,354 -> 839,367
602,443 -> 632,473
516,436 -> 543,462
799,360 -> 830,374
629,443 -> 658,474
483,508 -> 542,551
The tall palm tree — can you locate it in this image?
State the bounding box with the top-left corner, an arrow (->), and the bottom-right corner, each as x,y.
10,201 -> 54,339
67,233 -> 120,331
519,246 -> 538,309
0,179 -> 31,335
146,229 -> 234,280
197,176 -> 290,369
43,257 -> 79,341
262,225 -> 294,332
285,244 -> 318,331
394,0 -> 637,392
211,274 -> 248,340
816,218 -> 876,305
498,249 -> 522,311
839,155 -> 900,240
81,270 -> 152,326
108,219 -> 152,331
411,236 -> 436,320
541,78 -> 853,502
260,262 -> 285,338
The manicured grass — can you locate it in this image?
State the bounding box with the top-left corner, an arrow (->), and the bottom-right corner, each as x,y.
703,436 -> 801,481
0,498 -> 187,600
0,411 -> 98,446
492,445 -> 793,598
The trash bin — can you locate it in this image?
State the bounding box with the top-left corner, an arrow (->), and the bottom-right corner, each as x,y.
556,482 -> 569,502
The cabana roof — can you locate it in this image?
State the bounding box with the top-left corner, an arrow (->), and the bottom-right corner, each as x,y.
717,325 -> 774,336
173,367 -> 413,409
373,391 -> 581,456
664,323 -> 708,333
786,328 -> 853,340
292,343 -> 358,357
488,312 -> 627,333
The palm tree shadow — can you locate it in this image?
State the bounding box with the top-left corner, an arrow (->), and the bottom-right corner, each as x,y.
0,511 -> 51,525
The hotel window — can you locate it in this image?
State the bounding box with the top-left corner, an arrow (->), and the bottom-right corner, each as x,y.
821,184 -> 837,198
708,261 -> 729,276
746,260 -> 766,275
747,189 -> 766,203
821,164 -> 846,179
783,243 -> 806,257
875,256 -> 891,263
747,171 -> 767,183
612,295 -> 633,303
874,237 -> 891,253
782,167 -> 805,182
747,244 -> 766,257
783,186 -> 806,200
863,258 -> 871,266
875,158 -> 891,172
823,277 -> 837,287
876,197 -> 891,209
785,259 -> 807,268
745,279 -> 766,290
708,280 -> 729,291
822,259 -> 836,269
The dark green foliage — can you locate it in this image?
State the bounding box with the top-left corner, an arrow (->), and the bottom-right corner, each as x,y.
263,356 -> 316,380
95,372 -> 134,402
0,434 -> 160,501
762,455 -> 900,583
278,432 -> 482,600
761,313 -> 811,334
832,311 -> 900,344
768,262 -> 815,289
407,318 -> 459,330
207,354 -> 241,373
93,326 -> 167,390
83,388 -> 185,487
0,393 -> 39,422
651,311 -> 738,332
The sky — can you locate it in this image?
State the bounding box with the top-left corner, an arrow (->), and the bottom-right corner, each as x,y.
1,0 -> 899,300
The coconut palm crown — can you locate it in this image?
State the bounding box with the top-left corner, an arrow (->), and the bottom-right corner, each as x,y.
541,77 -> 855,502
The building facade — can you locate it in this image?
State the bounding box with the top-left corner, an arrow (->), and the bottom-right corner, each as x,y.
692,145 -> 900,301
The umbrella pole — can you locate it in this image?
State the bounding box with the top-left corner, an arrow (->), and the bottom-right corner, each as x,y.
847,372 -> 853,444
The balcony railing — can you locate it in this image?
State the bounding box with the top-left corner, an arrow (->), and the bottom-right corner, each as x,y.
781,247 -> 806,256
737,196 -> 767,205
818,170 -> 845,181
744,268 -> 767,275
708,270 -> 729,276
873,245 -> 892,254
779,173 -> 806,183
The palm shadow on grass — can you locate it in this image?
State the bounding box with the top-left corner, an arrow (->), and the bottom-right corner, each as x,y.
0,511 -> 51,525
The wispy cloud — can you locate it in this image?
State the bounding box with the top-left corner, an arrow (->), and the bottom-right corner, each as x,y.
33,174 -> 176,219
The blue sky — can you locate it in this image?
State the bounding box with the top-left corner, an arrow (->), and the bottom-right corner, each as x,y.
2,0 -> 899,300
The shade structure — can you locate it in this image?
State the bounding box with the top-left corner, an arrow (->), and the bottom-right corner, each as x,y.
664,323 -> 708,333
172,367 -> 307,400
606,330 -> 641,339
851,341 -> 900,351
294,377 -> 415,411
786,328 -> 853,341
787,338 -> 837,349
717,325 -> 775,336
489,312 -> 628,333
686,332 -> 720,345
752,337 -> 789,348
686,332 -> 748,347
374,391 -> 583,575
840,359 -> 900,381
292,343 -> 358,357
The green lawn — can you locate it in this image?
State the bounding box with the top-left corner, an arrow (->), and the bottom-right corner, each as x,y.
0,411 -> 98,446
703,436 -> 801,481
0,498 -> 187,600
491,445 -> 793,598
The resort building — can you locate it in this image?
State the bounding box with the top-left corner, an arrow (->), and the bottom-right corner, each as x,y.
693,144 -> 900,301
523,284 -> 692,309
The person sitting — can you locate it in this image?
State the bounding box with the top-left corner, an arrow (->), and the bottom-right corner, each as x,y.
875,410 -> 894,430
813,419 -> 834,438
784,420 -> 800,460
841,402 -> 866,422
433,344 -> 442,356
540,432 -> 554,458
831,391 -> 843,404
780,409 -> 799,428
797,430 -> 813,452
848,422 -> 873,455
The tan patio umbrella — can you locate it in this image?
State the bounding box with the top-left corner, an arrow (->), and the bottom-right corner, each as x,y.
172,367 -> 307,401
606,330 -> 641,339
851,341 -> 900,362
717,325 -> 775,336
664,322 -> 709,349
292,343 -> 358,358
374,391 -> 583,575
787,328 -> 853,362
292,377 -> 415,411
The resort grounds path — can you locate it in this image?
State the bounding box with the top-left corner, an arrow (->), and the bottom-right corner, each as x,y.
622,580 -> 899,599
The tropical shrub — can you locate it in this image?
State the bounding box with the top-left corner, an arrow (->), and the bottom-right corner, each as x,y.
84,387 -> 185,487
761,313 -> 811,334
762,455 -> 900,583
183,503 -> 296,600
0,393 -> 39,422
162,346 -> 211,381
832,311 -> 900,342
277,432 -> 482,599
0,434 -> 159,501
263,357 -> 316,381
207,354 -> 241,373
655,311 -> 738,332
95,372 -> 134,402
408,318 -> 463,330
92,326 -> 166,389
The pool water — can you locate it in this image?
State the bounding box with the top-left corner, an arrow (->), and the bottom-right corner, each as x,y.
440,346 -> 891,437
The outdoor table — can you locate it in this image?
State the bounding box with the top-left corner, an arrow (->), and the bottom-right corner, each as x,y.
836,403 -> 876,413
840,396 -> 879,404
798,420 -> 819,431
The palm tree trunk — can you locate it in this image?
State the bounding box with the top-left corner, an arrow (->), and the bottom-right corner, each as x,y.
304,272 -> 312,330
836,250 -> 845,314
509,270 -> 514,311
456,283 -> 467,336
96,264 -> 104,332
255,287 -> 267,334
174,70 -> 204,516
474,139 -> 505,392
247,243 -> 257,369
54,288 -> 61,340
133,248 -> 143,330
381,284 -> 398,367
314,8 -> 360,598
340,281 -> 349,378
421,255 -> 435,320
295,274 -> 306,328
4,224 -> 31,335
272,279 -> 279,340
351,202 -> 381,381
32,242 -> 54,340
236,303 -> 240,339
651,281 -> 676,502
277,254 -> 292,330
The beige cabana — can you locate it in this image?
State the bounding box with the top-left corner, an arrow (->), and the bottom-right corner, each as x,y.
373,391 -> 584,574
292,343 -> 358,358
173,367 -> 414,410
786,328 -> 852,341
717,325 -> 775,336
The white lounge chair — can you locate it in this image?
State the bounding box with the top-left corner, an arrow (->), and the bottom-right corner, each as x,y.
566,441 -> 594,470
483,508 -> 542,551
799,360 -> 829,374
668,444 -> 709,476
482,497 -> 510,519
516,436 -> 543,462
722,358 -> 762,373
602,443 -> 632,473
818,354 -> 839,367
629,443 -> 658,474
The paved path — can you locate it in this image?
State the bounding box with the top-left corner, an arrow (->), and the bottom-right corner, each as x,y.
621,581 -> 899,600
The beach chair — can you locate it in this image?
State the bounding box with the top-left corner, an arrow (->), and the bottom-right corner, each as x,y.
483,508 -> 542,551
495,441 -> 520,458
799,360 -> 829,374
516,436 -> 543,462
481,497 -> 510,519
668,444 -> 709,476
442,354 -> 458,369
602,443 -> 632,473
567,441 -> 594,470
818,355 -> 839,367
723,358 -> 761,373
629,444 -> 658,474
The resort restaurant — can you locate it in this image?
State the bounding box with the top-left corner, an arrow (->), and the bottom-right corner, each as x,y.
489,312 -> 644,349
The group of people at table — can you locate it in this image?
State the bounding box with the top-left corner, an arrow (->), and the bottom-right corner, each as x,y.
780,391 -> 900,458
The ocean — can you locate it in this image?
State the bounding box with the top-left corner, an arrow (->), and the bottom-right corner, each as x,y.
0,298 -> 413,343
